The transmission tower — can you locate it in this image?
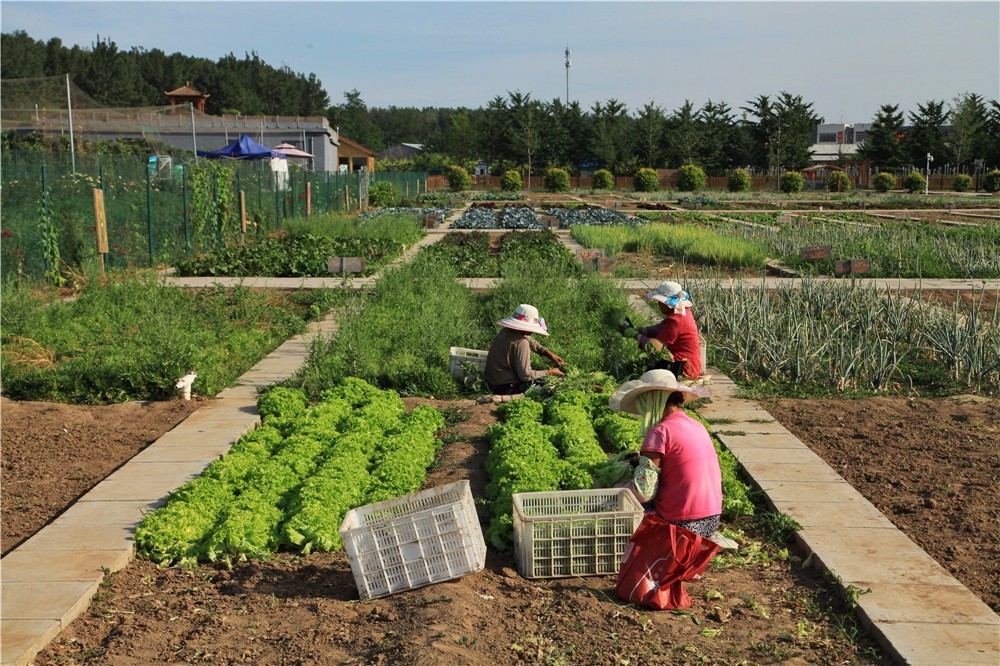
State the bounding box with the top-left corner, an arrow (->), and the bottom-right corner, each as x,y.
565,47 -> 571,104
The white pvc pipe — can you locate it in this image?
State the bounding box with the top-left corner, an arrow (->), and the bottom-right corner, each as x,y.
175,371 -> 197,400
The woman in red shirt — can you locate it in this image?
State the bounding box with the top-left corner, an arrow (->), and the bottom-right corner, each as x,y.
622,281 -> 702,378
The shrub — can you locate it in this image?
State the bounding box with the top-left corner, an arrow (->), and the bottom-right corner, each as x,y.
501,169 -> 523,192
904,170 -> 926,194
727,168 -> 752,193
676,164 -> 706,192
592,169 -> 614,190
444,165 -> 472,192
368,181 -> 397,207
873,172 -> 896,192
828,171 -> 852,192
779,171 -> 805,194
984,170 -> 1000,193
952,173 -> 973,192
634,168 -> 660,192
543,167 -> 571,193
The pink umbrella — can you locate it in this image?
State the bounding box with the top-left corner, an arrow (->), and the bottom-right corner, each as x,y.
272,143 -> 314,159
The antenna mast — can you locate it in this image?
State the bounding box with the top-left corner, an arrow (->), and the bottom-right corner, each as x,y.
565,46 -> 571,104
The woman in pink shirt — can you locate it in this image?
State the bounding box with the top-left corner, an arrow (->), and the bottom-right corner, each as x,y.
610,369 -> 721,538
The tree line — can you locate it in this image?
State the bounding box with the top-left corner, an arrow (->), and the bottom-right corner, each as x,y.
3,30 -> 998,175
1,31 -> 329,117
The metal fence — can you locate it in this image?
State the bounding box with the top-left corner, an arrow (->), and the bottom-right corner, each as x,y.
0,151 -> 427,281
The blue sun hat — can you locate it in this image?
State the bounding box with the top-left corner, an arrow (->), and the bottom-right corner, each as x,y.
644,281 -> 693,316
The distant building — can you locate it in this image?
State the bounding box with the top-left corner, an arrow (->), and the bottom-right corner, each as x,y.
164,82 -> 210,113
810,123 -> 872,164
339,135 -> 376,173
376,143 -> 424,160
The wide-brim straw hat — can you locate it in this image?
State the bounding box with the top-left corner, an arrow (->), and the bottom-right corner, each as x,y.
644,280 -> 693,315
609,369 -> 710,414
498,303 -> 549,336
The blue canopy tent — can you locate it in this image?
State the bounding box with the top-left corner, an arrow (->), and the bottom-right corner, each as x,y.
197,134 -> 285,159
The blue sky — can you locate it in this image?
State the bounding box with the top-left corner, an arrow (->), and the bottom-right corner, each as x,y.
3,1 -> 998,123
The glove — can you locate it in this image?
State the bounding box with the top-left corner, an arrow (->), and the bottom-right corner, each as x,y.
622,327 -> 638,339
616,317 -> 634,336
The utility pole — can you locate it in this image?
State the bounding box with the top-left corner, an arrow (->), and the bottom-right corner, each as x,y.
565,47 -> 571,104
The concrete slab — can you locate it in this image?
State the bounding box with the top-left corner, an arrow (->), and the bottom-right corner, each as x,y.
128,444 -> 231,463
1,549 -> 130,582
717,431 -> 807,450
214,383 -> 263,400
770,499 -> 894,529
756,480 -> 859,504
797,527 -> 962,587
729,446 -> 829,465
1,581 -> 100,622
711,421 -> 792,435
104,460 -> 209,484
1,619 -> 61,666
15,522 -> 135,552
854,583 -> 998,625
55,499 -> 163,525
77,470 -> 201,502
866,621 -> 1000,666
738,460 -> 847,483
150,421 -> 256,447
181,403 -> 259,424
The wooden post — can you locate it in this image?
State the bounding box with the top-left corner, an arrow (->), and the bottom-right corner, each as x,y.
306,182 -> 312,217
239,190 -> 248,234
92,188 -> 109,275
405,181 -> 410,199
344,185 -> 350,212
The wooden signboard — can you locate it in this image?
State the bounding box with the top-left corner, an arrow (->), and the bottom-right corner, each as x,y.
306,182 -> 312,217
800,245 -> 832,261
422,214 -> 439,229
541,215 -> 560,229
92,189 -> 109,254
834,259 -> 872,276
327,257 -> 366,274
597,257 -> 617,273
777,214 -> 797,224
577,248 -> 605,272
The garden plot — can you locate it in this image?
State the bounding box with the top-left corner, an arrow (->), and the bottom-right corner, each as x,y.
30,392 -> 890,666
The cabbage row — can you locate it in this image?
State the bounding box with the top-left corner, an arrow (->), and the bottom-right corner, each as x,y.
134,379 -> 445,565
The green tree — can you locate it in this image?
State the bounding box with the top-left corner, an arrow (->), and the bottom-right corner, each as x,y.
948,92 -> 989,171
698,100 -> 740,174
900,99 -> 950,168
857,104 -> 905,168
634,102 -> 665,168
590,98 -> 633,174
664,100 -> 700,167
328,89 -> 383,149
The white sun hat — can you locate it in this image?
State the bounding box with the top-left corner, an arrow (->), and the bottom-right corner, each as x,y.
498,303 -> 550,336
644,281 -> 693,315
609,369 -> 709,414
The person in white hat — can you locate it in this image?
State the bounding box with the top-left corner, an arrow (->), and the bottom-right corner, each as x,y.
609,369 -> 721,538
484,304 -> 565,395
620,280 -> 702,378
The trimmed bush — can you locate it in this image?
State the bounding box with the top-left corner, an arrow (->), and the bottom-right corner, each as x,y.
676,164 -> 706,192
727,168 -> 752,193
501,169 -> 523,192
873,172 -> 896,193
779,171 -> 805,194
984,170 -> 1000,193
828,171 -> 852,193
445,165 -> 472,192
368,181 -> 397,207
592,169 -> 614,190
543,167 -> 571,193
904,170 -> 926,194
634,168 -> 660,192
952,173 -> 973,192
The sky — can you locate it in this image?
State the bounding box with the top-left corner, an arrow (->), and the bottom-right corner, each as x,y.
2,1 -> 998,123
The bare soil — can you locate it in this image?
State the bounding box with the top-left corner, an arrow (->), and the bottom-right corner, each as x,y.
0,396 -> 203,555
763,395 -> 1000,613
7,396 -> 886,665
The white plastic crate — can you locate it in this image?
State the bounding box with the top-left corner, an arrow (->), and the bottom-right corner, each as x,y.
339,480 -> 486,600
448,347 -> 489,381
513,488 -> 643,579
